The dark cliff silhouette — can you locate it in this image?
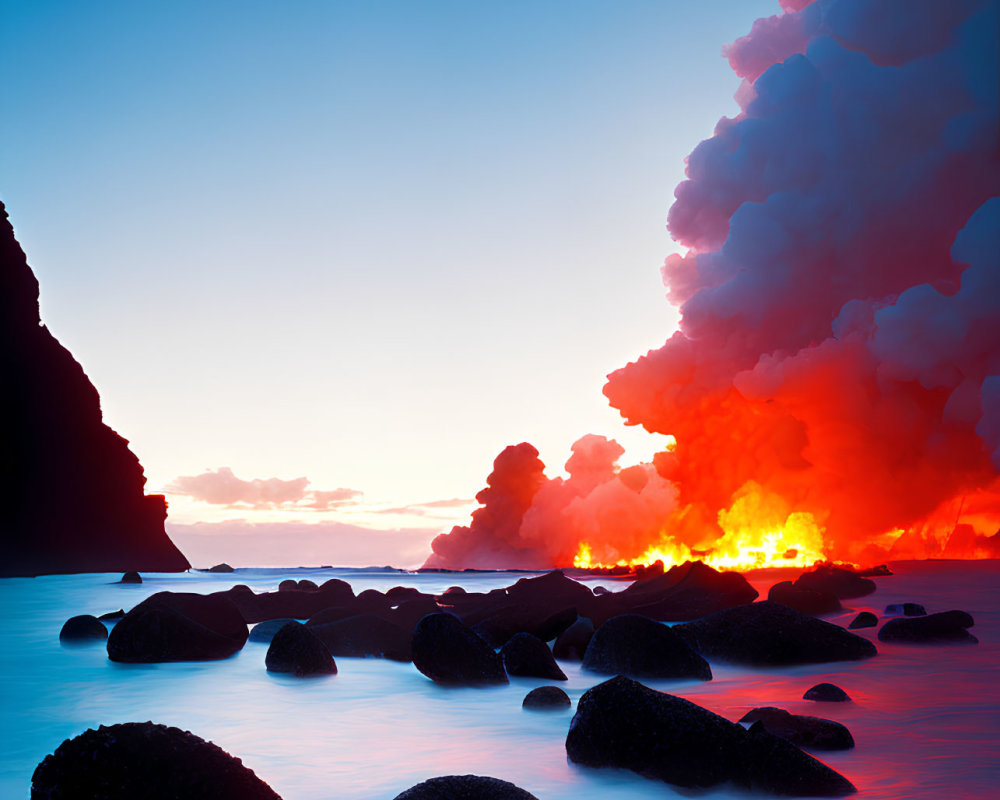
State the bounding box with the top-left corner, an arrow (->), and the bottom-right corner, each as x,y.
0,201 -> 190,576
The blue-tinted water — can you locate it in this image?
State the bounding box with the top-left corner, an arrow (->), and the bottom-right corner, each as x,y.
1,561 -> 997,799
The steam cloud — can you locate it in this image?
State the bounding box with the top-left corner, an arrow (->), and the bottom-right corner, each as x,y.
426,0 -> 999,569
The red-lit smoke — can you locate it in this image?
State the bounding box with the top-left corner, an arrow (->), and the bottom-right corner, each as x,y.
425,0 -> 1000,570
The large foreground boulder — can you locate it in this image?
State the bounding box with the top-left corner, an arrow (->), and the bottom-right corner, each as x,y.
412,613 -> 508,686
30,722 -> 281,799
566,676 -> 855,796
107,592 -> 248,662
566,676 -> 855,797
740,707 -> 855,750
265,621 -> 336,676
392,775 -> 538,799
878,610 -> 977,644
674,601 -> 877,666
582,614 -> 711,681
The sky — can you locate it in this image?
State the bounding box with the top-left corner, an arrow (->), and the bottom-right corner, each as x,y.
2,0 -> 785,566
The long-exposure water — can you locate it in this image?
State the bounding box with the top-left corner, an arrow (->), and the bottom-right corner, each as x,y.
1,560 -> 997,799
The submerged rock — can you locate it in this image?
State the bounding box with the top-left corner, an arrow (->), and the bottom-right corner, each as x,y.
522,686 -> 572,710
741,707 -> 854,750
848,611 -> 878,629
392,775 -> 538,800
878,610 -> 977,644
566,675 -> 855,796
675,601 -> 877,666
30,721 -> 281,799
59,615 -> 108,642
884,602 -> 926,617
265,621 -> 336,676
411,613 -> 508,686
804,683 -> 851,702
500,632 -> 566,680
582,614 -> 711,681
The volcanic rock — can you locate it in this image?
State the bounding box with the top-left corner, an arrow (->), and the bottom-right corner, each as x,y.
675,601 -> 877,666
30,721 -> 281,799
878,610 -> 977,644
884,602 -> 926,616
248,618 -> 300,644
794,565 -> 876,599
804,683 -> 851,702
582,614 -> 711,681
522,686 -> 572,710
565,675 -> 854,796
472,604 -> 577,648
355,588 -> 392,614
500,632 -> 566,680
505,570 -> 596,612
207,563 -> 235,573
108,592 -> 248,662
226,580 -> 355,623
309,614 -> 411,661
741,707 -> 854,750
0,202 -> 190,578
59,615 -> 108,642
390,596 -> 443,632
120,571 -> 142,584
848,611 -> 878,629
265,621 -> 336,676
98,609 -> 124,621
392,775 -> 538,800
411,613 -> 508,686
552,616 -> 595,661
768,581 -> 842,615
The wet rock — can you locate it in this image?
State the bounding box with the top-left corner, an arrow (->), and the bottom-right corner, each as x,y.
59,615 -> 107,642
582,614 -> 711,681
120,571 -> 142,584
411,613 -> 508,686
793,565 -> 875,599
768,581 -> 842,615
565,675 -> 854,796
392,775 -> 538,800
472,604 -> 576,648
98,609 -> 124,621
848,611 -> 878,629
884,602 -> 926,616
305,606 -> 356,627
390,596 -> 443,632
804,683 -> 851,702
675,601 -> 877,666
265,621 -> 336,676
309,614 -> 411,661
355,588 -> 392,615
878,610 -> 977,644
248,618 -> 300,644
740,707 -> 854,750
500,632 -> 567,680
858,564 -> 892,576
611,560 -> 758,623
30,721 -> 281,799
207,563 -> 234,573
227,582 -> 354,624
552,617 -> 594,661
523,686 -> 572,710
297,579 -> 318,592
278,579 -> 298,592
108,592 -> 248,663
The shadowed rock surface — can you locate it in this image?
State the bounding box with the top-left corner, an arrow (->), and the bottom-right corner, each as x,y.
265,621 -> 336,676
884,602 -> 926,616
392,775 -> 538,800
878,610 -> 978,644
552,616 -> 594,661
248,618 -> 300,644
740,707 -> 854,750
848,611 -> 878,629
675,601 -> 877,666
804,683 -> 851,702
411,613 -> 508,686
793,566 -> 876,599
768,581 -> 843,615
500,632 -> 566,680
566,676 -> 855,796
30,721 -> 281,799
583,614 -> 711,681
59,615 -> 108,642
309,614 -> 412,661
522,686 -> 572,710
120,571 -> 142,584
0,202 -> 190,578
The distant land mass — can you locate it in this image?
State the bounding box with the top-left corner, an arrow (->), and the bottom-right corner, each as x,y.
0,201 -> 189,576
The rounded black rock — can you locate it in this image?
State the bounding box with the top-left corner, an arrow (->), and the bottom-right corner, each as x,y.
501,632 -> 567,680
120,571 -> 142,584
848,611 -> 878,629
59,615 -> 108,642
582,614 -> 711,681
803,682 -> 850,702
523,686 -> 572,710
265,621 -> 336,676
392,775 -> 538,800
411,613 -> 508,686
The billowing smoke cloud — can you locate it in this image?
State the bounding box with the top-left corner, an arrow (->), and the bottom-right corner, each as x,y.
605,0 -> 1000,563
427,0 -> 999,570
168,467 -> 361,510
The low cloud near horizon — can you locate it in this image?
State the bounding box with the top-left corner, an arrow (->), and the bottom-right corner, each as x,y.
166,467 -> 363,510
167,519 -> 438,569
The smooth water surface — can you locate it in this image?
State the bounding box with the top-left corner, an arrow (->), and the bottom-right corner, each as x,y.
1,561 -> 997,799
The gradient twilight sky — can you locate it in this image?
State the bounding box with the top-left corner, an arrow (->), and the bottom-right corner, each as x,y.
2,0 -> 779,566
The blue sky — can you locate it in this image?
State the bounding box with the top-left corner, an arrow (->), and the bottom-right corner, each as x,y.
2,0 -> 780,564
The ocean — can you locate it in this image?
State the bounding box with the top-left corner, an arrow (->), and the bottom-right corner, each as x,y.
1,560 -> 997,799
